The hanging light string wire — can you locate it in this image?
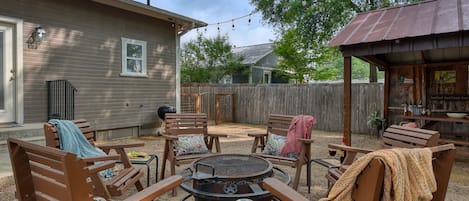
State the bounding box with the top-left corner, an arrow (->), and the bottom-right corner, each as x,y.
205,11 -> 256,26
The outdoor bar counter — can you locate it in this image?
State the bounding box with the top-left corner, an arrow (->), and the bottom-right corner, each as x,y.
398,114 -> 469,126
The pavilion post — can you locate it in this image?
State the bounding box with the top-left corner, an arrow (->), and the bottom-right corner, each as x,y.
344,56 -> 352,146
384,68 -> 390,120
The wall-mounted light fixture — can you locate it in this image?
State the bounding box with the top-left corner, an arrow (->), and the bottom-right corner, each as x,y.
27,26 -> 47,49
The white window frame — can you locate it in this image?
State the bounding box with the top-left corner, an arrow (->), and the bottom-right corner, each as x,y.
121,37 -> 147,77
263,70 -> 271,84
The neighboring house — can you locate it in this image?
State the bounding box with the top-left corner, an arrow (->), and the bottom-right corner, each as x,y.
230,43 -> 289,84
0,0 -> 206,137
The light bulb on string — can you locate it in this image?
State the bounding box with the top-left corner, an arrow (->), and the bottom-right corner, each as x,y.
217,23 -> 220,32
204,27 -> 207,32
232,20 -> 235,31
248,14 -> 252,25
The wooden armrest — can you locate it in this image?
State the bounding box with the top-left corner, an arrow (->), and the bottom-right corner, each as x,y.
248,133 -> 267,138
206,133 -> 228,138
262,178 -> 308,201
328,143 -> 374,154
86,161 -> 115,174
98,142 -> 144,150
123,175 -> 183,201
82,154 -> 120,163
297,138 -> 314,144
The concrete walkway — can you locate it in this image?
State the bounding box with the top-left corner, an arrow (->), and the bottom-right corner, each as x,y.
0,123 -> 44,179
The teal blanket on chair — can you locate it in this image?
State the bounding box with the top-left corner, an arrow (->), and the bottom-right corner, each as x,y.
48,119 -> 114,178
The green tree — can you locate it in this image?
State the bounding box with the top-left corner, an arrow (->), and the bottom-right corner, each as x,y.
181,34 -> 245,83
250,0 -> 422,81
273,29 -> 311,83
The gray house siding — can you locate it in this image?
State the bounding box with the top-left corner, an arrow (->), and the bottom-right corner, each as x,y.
232,44 -> 283,84
257,52 -> 277,67
1,0 -> 177,134
251,67 -> 264,84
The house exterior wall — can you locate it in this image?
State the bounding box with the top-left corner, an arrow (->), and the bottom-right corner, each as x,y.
256,52 -> 277,67
251,52 -> 278,84
251,67 -> 264,84
0,0 -> 177,134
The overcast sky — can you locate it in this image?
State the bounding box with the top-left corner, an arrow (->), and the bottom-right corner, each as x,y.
134,0 -> 276,47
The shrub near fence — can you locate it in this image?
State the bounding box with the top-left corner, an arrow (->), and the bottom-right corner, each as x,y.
182,83 -> 384,134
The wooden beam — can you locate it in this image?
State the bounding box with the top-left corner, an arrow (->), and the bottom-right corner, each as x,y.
369,63 -> 377,83
344,56 -> 352,146
215,95 -> 220,125
359,55 -> 389,70
384,69 -> 390,121
195,94 -> 201,113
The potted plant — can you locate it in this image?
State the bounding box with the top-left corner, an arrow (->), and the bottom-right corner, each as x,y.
367,111 -> 386,137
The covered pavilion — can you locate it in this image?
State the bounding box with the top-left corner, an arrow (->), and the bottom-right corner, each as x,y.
329,0 -> 469,147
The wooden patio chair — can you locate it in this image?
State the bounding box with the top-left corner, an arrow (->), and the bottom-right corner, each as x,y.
7,137 -> 182,201
263,144 -> 456,201
326,125 -> 440,190
248,114 -> 314,190
160,113 -> 226,180
43,119 -> 145,199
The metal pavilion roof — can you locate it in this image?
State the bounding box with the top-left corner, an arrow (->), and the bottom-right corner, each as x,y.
329,0 -> 469,47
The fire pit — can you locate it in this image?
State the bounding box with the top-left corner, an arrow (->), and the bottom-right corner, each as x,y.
180,154 -> 290,201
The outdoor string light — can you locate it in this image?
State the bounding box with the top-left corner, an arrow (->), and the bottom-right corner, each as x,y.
197,0 -> 311,34
201,11 -> 256,33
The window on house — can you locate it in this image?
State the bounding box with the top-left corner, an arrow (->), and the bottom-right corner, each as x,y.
121,37 -> 147,77
263,71 -> 271,84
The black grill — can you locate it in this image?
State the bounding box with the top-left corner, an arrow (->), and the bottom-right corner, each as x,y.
157,105 -> 176,120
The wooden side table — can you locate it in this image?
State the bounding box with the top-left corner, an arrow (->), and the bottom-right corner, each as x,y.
120,154 -> 159,187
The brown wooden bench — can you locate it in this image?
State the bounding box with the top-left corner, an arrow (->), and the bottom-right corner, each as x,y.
160,113 -> 227,180
264,144 -> 456,201
44,119 -> 145,199
326,125 -> 440,190
438,132 -> 469,157
248,114 -> 314,191
7,137 -> 182,201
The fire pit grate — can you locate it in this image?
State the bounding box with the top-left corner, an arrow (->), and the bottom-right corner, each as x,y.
194,155 -> 271,178
180,154 -> 290,201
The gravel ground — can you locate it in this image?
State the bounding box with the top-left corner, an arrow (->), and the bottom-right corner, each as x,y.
1,122 -> 468,200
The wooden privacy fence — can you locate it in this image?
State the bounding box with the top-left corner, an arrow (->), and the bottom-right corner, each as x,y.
182,83 -> 384,134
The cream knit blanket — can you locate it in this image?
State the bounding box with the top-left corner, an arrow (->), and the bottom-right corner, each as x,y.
320,148 -> 436,201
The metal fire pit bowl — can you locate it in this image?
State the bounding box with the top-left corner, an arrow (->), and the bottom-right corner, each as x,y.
180,154 -> 291,201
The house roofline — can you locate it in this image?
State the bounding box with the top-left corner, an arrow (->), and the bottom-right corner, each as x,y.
234,43 -> 275,65
92,0 -> 207,33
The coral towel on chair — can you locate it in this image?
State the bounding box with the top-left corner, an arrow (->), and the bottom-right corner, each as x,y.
320,147 -> 436,201
280,115 -> 316,157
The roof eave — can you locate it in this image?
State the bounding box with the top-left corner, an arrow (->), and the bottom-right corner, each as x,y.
92,0 -> 207,32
